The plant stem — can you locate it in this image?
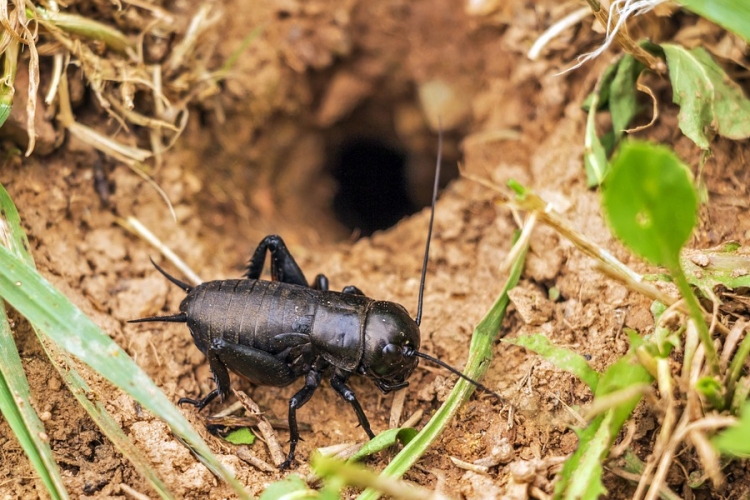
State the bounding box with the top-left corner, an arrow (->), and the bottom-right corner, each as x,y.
584,0 -> 665,73
671,268 -> 720,378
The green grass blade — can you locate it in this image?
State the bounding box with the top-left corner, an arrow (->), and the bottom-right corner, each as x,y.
0,184 -> 177,498
29,6 -> 133,54
349,427 -> 417,462
0,187 -> 33,268
356,242 -> 527,500
0,302 -> 69,500
504,333 -> 600,391
0,246 -> 250,498
259,475 -> 310,499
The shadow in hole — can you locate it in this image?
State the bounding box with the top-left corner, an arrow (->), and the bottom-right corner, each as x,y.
332,138 -> 416,237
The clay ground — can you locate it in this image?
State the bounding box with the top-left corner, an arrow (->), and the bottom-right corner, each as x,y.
0,1 -> 749,499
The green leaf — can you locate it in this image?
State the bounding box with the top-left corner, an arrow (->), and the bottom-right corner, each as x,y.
582,54 -> 644,187
662,44 -> 750,148
584,84 -> 609,188
349,427 -> 417,462
319,475 -> 346,500
260,474 -> 308,500
504,334 -> 600,392
508,179 -> 526,196
601,141 -> 697,269
224,427 -> 256,445
555,413 -> 610,500
610,54 -> 641,139
555,349 -> 652,500
695,377 -> 725,410
581,57 -> 619,112
714,401 -> 750,457
677,0 -> 750,43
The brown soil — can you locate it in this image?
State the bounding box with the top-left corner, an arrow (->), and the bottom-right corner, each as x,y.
1,1 -> 749,499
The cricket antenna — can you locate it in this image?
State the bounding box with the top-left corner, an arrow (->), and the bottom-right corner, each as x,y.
415,124 -> 442,327
408,349 -> 502,401
129,313 -> 188,324
149,257 -> 193,292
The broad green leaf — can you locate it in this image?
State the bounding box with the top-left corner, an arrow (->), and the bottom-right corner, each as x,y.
602,141 -> 697,269
349,427 -> 417,462
260,474 -> 308,500
677,0 -> 750,43
584,84 -> 609,187
662,44 -> 750,148
504,334 -> 600,391
315,454 -> 455,499
224,427 -> 256,445
0,245 -> 249,499
714,401 -> 750,457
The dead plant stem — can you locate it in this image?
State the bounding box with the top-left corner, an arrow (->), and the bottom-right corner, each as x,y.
584,0 -> 664,72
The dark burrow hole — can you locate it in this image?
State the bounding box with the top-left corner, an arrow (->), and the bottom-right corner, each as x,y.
326,130 -> 459,237
331,137 -> 414,236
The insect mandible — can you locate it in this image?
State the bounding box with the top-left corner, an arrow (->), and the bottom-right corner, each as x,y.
130,131 -> 498,469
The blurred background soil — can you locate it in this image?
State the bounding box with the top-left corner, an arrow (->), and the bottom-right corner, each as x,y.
0,0 -> 749,498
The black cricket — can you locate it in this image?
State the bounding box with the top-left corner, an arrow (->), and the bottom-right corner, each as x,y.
130,133 -> 497,469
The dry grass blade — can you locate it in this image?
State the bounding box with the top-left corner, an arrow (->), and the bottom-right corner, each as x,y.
0,2 -> 40,155
32,7 -> 133,54
165,4 -> 219,74
234,389 -> 286,467
528,7 -> 591,61
117,216 -> 203,286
